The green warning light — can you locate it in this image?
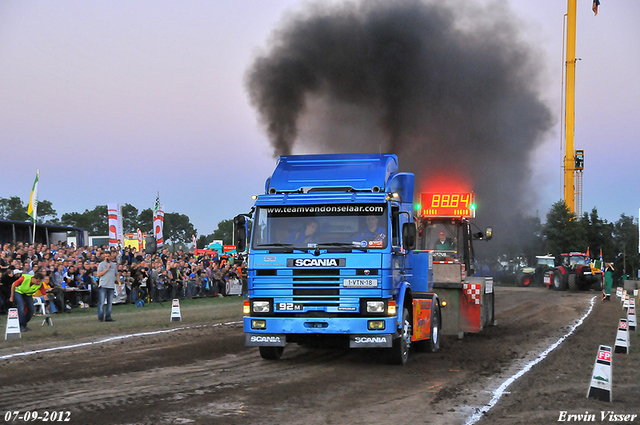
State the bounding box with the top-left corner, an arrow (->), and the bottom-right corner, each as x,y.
470,204 -> 476,211
414,203 -> 421,210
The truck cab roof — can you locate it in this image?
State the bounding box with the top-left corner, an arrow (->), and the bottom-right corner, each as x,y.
267,153 -> 396,194
262,153 -> 414,207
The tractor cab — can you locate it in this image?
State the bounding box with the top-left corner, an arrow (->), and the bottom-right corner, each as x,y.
561,253 -> 589,268
536,256 -> 555,268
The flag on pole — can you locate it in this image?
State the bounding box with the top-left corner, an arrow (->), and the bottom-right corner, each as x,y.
107,203 -> 124,248
137,228 -> 143,252
592,0 -> 600,16
600,248 -> 604,269
27,170 -> 39,222
153,193 -> 164,248
154,204 -> 164,248
154,193 -> 160,216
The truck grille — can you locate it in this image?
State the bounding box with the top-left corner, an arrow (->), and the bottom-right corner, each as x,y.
293,289 -> 340,296
252,268 -> 381,311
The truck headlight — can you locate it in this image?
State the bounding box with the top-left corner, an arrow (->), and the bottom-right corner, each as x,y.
253,301 -> 270,313
367,301 -> 385,313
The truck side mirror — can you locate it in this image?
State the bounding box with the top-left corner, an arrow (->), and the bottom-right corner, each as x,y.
402,222 -> 416,251
234,215 -> 247,252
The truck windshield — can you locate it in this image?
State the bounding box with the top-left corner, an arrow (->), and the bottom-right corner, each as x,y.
251,204 -> 388,250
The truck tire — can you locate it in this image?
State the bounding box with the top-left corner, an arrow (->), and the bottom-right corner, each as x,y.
553,270 -> 567,291
415,302 -> 441,353
388,308 -> 411,365
568,274 -> 578,291
259,346 -> 284,360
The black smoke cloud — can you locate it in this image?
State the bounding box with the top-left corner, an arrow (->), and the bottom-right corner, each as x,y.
246,0 -> 555,257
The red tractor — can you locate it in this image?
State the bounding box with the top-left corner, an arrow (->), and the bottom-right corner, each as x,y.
550,252 -> 603,291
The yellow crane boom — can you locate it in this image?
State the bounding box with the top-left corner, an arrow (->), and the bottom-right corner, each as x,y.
564,0 -> 577,214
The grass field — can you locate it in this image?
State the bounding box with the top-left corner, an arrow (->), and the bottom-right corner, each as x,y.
1,296 -> 244,350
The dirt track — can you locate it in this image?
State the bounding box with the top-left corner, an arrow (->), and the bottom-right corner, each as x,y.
1,287 -> 638,425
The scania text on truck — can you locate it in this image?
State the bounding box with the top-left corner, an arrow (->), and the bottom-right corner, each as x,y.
235,154 -> 494,364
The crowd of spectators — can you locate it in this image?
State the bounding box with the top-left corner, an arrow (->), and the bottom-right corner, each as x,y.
0,241 -> 247,315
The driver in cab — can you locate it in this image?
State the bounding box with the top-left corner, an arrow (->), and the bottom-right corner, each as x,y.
286,219 -> 319,245
356,215 -> 386,247
434,231 -> 454,250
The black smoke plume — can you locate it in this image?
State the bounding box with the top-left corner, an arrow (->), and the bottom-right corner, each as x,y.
246,0 -> 555,259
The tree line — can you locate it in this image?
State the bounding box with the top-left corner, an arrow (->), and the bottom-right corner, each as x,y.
507,200 -> 638,281
0,196 -> 202,245
0,196 -> 240,247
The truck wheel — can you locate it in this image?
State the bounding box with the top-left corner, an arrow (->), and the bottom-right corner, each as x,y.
568,274 -> 578,291
415,302 -> 441,353
388,308 -> 411,365
259,346 -> 284,360
553,270 -> 567,291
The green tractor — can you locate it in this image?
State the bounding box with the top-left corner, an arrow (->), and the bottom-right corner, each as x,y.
516,255 -> 555,287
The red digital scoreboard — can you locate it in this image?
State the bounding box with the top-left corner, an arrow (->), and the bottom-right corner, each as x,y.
419,192 -> 475,218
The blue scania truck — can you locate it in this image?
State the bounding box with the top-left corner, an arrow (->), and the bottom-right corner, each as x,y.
235,153 -> 494,364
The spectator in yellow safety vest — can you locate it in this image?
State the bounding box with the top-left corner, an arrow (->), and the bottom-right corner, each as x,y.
10,271 -> 45,332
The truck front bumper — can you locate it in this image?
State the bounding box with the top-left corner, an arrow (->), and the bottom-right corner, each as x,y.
244,316 -> 397,347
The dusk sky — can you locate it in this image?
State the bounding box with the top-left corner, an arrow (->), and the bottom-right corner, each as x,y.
1,0 -> 638,237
